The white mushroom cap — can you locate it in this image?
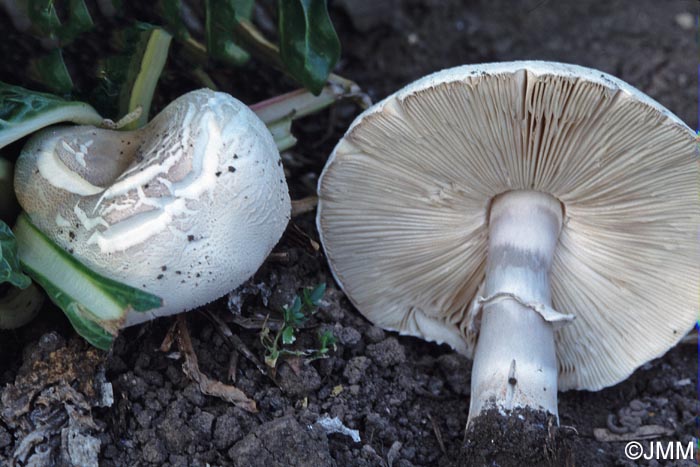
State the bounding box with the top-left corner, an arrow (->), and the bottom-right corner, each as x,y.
15,89 -> 291,326
317,61 -> 699,391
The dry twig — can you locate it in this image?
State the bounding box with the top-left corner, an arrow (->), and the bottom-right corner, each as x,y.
176,316 -> 257,413
427,413 -> 446,455
291,196 -> 318,217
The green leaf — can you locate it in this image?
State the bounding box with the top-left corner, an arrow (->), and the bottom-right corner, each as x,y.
25,0 -> 94,45
318,329 -> 336,352
25,0 -> 61,40
41,280 -> 115,350
14,213 -> 162,349
158,0 -> 191,40
28,49 -> 74,95
0,221 -> 31,289
308,283 -> 326,306
60,0 -> 95,44
301,282 -> 325,309
0,82 -> 103,150
281,325 -> 296,345
205,0 -> 255,66
283,295 -> 303,324
277,0 -> 340,95
93,23 -> 172,128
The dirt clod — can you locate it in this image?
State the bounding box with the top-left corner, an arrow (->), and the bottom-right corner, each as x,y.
437,354 -> 472,396
366,337 -> 406,368
228,416 -> 334,467
213,409 -> 245,450
343,356 -> 370,384
277,362 -> 322,397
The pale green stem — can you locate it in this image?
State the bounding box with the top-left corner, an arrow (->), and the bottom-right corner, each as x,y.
252,76 -> 370,151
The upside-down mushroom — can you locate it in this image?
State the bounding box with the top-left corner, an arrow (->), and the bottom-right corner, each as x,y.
317,62 -> 698,433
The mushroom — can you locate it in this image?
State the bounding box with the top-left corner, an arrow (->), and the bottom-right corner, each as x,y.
317,62 -> 698,430
14,88 -> 290,326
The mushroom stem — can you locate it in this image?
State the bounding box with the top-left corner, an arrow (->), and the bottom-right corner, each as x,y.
468,190 -> 563,424
252,78 -> 369,152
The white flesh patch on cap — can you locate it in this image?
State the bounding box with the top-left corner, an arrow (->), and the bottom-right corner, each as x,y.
37,137 -> 103,196
87,198 -> 189,252
87,111 -> 221,253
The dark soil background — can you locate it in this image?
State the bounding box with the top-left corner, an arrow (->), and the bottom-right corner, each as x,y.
1,1 -> 698,466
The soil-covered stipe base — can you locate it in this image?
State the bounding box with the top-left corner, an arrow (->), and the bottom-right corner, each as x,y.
463,407 -> 573,467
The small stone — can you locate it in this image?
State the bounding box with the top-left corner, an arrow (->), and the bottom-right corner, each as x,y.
675,12 -> 694,30
137,370 -> 164,387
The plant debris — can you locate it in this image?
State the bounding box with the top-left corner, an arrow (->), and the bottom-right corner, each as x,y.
176,316 -> 257,413
0,333 -> 108,466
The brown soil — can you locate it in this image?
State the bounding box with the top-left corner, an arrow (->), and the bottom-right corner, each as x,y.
1,1 -> 698,466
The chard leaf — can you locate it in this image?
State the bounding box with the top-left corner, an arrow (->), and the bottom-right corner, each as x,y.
25,0 -> 94,45
14,213 -> 162,350
40,280 -> 115,350
0,82 -> 103,150
93,22 -> 172,128
28,49 -> 74,95
25,0 -> 61,39
158,0 -> 191,40
0,221 -> 31,289
277,0 -> 340,95
59,0 -> 95,44
205,0 -> 255,66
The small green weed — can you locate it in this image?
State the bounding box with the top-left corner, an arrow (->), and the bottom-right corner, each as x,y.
260,283 -> 336,368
